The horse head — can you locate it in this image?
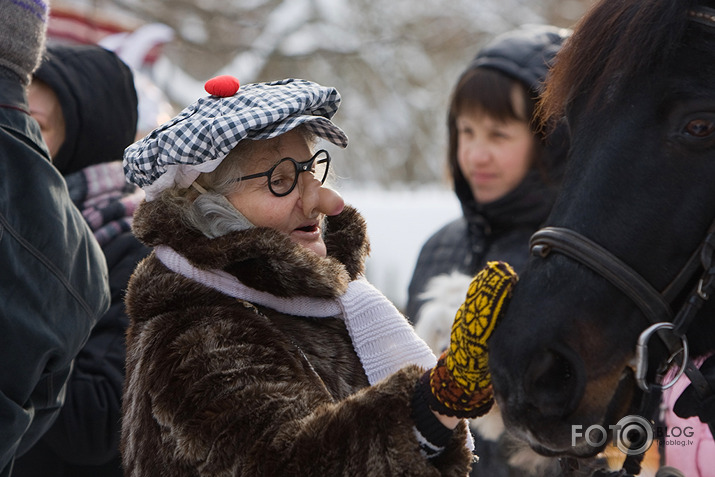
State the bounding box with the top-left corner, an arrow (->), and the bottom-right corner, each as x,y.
489,0 -> 715,459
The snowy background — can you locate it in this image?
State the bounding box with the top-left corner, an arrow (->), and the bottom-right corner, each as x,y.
341,186 -> 461,311
46,0 -> 592,310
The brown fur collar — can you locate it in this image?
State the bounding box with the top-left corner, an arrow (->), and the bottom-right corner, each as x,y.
132,200 -> 370,298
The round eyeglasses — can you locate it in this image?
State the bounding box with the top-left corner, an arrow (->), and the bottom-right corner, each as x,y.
235,149 -> 331,197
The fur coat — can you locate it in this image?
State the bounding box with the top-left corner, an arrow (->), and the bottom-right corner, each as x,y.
121,200 -> 472,476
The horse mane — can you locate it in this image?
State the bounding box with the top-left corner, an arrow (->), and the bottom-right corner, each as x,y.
538,0 -> 698,127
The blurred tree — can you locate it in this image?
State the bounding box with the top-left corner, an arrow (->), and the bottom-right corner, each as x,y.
54,0 -> 593,186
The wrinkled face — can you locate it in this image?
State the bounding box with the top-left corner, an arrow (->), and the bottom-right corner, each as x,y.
27,79 -> 66,158
226,129 -> 345,257
456,87 -> 536,204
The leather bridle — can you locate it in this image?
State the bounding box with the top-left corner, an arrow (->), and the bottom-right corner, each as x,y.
530,219 -> 715,393
533,217 -> 715,476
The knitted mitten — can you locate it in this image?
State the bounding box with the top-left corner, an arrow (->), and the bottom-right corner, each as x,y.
422,261 -> 517,418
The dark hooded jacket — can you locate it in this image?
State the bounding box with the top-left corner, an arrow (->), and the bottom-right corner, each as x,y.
120,200 -> 473,476
13,44 -> 150,477
406,25 -> 571,323
0,76 -> 108,476
404,25 -> 571,477
33,43 -> 138,176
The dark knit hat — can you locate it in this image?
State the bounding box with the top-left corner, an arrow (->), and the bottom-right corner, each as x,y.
470,24 -> 571,94
449,24 -> 572,212
0,0 -> 49,85
33,43 -> 139,175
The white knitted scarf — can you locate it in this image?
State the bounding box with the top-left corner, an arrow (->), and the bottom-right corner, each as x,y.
154,245 -> 437,385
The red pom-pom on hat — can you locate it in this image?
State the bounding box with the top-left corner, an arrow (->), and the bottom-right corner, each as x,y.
204,75 -> 240,97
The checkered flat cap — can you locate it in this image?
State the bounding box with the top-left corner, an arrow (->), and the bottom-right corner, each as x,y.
124,77 -> 348,200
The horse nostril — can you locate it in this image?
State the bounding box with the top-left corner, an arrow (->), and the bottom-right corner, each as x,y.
524,348 -> 580,418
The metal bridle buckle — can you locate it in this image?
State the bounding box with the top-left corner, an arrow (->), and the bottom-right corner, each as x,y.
635,322 -> 689,392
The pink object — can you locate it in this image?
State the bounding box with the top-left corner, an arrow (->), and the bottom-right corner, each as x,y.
662,355 -> 715,476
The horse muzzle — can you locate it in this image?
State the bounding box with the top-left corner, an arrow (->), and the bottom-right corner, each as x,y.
489,265 -> 641,456
492,339 -> 638,457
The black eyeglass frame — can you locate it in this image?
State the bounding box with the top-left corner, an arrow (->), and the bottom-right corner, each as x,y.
235,149 -> 331,197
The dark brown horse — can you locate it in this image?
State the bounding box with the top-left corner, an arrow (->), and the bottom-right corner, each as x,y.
489,0 -> 715,467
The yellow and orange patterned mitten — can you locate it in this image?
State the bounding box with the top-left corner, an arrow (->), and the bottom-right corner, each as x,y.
421,261 -> 517,418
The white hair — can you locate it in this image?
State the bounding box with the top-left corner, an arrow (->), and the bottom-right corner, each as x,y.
157,125 -> 319,238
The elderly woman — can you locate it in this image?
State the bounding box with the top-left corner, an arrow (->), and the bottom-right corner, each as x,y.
120,76 -> 516,476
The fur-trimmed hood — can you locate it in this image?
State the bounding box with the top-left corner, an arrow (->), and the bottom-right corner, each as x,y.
131,199 -> 370,298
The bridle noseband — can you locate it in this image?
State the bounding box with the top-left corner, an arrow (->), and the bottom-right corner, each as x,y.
530,220 -> 715,392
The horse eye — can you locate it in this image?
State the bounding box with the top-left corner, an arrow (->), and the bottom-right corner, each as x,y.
684,118 -> 715,138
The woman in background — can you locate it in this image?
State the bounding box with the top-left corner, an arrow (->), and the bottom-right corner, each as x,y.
407,24 -> 570,326
406,25 -> 573,477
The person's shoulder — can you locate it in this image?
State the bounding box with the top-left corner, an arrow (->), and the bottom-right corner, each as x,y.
423,216 -> 467,242
410,217 -> 470,291
420,217 -> 468,250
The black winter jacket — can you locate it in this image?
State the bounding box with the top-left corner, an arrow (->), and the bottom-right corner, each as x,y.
13,231 -> 149,477
406,169 -> 560,322
12,44 -> 146,477
0,76 -> 108,477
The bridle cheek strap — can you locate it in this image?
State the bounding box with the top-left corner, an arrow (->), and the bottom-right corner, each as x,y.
531,227 -> 674,325
530,226 -> 692,385
530,220 -> 715,390
688,6 -> 715,29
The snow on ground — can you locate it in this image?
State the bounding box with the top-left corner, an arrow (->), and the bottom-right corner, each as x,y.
340,186 -> 462,312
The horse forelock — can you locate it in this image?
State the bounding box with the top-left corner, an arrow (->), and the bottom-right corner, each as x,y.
538,0 -> 697,128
